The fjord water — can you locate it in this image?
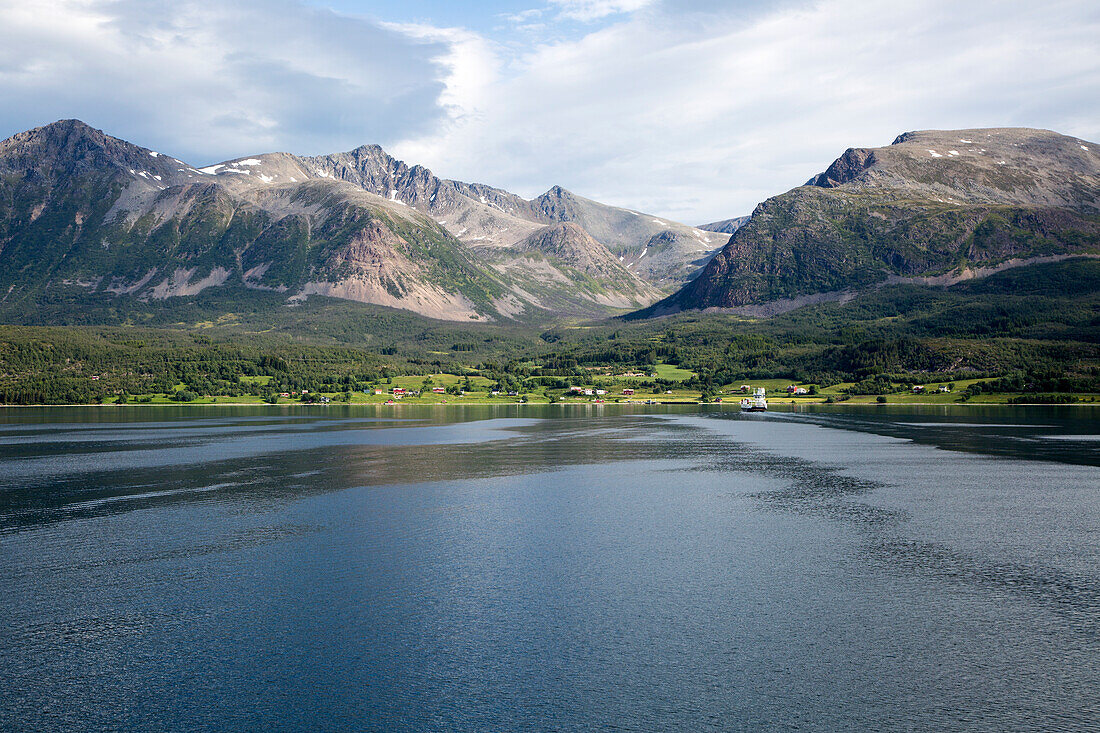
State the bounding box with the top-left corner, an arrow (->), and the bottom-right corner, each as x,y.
1,405 -> 1097,732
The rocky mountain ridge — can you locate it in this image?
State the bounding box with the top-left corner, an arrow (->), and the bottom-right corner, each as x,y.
0,120 -> 705,322
635,127 -> 1100,318
195,142 -> 727,284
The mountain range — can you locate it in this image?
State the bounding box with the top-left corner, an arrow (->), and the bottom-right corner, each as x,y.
638,127 -> 1099,317
1,121 -> 1096,328
0,120 -> 726,323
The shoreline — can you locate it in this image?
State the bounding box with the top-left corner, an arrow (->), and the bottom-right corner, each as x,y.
2,400 -> 1098,409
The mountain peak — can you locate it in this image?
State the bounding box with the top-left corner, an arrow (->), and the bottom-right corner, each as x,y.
348,143 -> 386,155
507,221 -> 660,307
519,221 -> 593,250
543,185 -> 571,198
637,126 -> 1100,318
5,118 -> 108,150
0,118 -> 156,178
31,118 -> 100,138
807,127 -> 1099,203
45,117 -> 88,130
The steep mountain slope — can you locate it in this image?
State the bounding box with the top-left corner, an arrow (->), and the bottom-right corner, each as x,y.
637,128 -> 1100,317
0,120 -> 677,322
196,150 -> 724,285
525,186 -> 728,283
172,146 -> 544,248
473,222 -> 661,315
0,121 -> 522,321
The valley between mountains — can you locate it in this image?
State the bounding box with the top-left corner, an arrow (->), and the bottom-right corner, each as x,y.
2,121 -> 1096,329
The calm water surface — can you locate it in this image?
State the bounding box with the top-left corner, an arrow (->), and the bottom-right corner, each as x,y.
1,404 -> 1097,731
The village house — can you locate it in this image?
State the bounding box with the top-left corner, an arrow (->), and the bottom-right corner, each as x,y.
622,388 -> 635,395
912,385 -> 925,393
595,389 -> 607,395
432,387 -> 446,394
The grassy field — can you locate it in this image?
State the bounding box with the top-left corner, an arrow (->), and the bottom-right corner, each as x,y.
97,391 -> 1100,407
653,363 -> 697,380
81,365 -> 1099,408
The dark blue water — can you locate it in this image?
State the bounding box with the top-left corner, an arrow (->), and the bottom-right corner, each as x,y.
1,405 -> 1097,731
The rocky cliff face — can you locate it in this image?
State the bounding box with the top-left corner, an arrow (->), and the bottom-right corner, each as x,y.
0,122 -> 519,321
636,128 -> 1100,317
523,186 -> 728,283
512,222 -> 625,272
194,145 -> 723,284
0,120 -> 705,323
472,222 -> 661,315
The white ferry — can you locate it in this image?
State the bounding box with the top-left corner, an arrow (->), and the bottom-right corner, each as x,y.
740,387 -> 767,412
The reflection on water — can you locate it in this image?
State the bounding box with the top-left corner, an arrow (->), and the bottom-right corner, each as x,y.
1,404 -> 1097,732
779,403 -> 1100,466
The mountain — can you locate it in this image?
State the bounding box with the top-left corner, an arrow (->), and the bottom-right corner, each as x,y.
522,186 -> 729,283
0,121 -> 511,321
193,147 -> 725,284
636,128 -> 1100,317
0,120 -> 678,323
698,216 -> 749,234
473,222 -> 661,315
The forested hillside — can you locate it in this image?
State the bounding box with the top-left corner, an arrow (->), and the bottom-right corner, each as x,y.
3,259 -> 1097,404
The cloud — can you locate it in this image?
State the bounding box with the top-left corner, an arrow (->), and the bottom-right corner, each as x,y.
0,0 -> 1097,223
0,0 -> 449,163
392,0 -> 1100,222
501,8 -> 546,24
549,0 -> 656,22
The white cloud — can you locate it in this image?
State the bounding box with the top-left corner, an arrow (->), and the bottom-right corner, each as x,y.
0,0 -> 449,163
0,0 -> 1097,223
549,0 -> 656,22
502,8 -> 546,24
392,0 -> 1100,222
381,22 -> 500,129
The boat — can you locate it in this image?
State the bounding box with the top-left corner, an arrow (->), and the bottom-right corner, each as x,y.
740,387 -> 767,412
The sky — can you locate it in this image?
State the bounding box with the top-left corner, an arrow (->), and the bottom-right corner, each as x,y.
1,0 -> 1098,223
